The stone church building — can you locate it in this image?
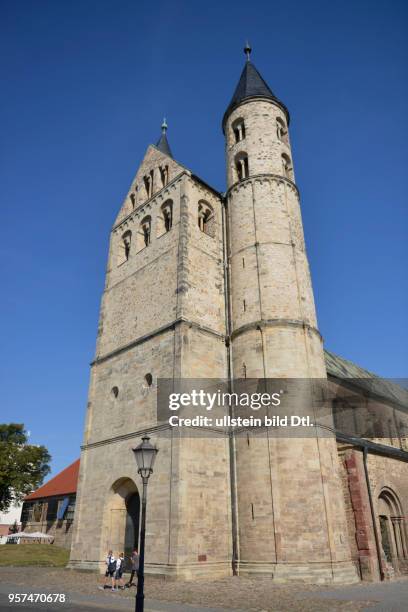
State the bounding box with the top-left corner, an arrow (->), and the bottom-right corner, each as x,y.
69,48 -> 408,583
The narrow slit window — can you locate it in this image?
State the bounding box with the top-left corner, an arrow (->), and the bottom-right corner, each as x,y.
143,221 -> 151,246
144,170 -> 154,198
159,165 -> 169,187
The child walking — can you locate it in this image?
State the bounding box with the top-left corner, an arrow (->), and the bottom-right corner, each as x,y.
113,552 -> 125,591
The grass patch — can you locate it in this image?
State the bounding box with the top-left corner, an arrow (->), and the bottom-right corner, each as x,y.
0,544 -> 69,567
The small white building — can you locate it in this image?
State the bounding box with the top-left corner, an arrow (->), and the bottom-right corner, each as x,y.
0,501 -> 22,537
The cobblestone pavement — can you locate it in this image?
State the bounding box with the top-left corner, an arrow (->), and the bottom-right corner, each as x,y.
0,566 -> 391,611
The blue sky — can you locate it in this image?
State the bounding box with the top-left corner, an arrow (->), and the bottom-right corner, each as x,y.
1,0 -> 407,477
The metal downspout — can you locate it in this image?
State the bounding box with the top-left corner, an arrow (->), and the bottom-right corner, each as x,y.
363,447 -> 385,580
222,193 -> 239,576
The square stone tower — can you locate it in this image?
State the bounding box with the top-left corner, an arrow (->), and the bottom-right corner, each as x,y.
69,125 -> 233,579
69,49 -> 359,583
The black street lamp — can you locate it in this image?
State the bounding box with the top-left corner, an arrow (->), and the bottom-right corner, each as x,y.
132,435 -> 158,612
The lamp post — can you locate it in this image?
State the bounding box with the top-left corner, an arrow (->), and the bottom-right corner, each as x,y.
132,435 -> 158,612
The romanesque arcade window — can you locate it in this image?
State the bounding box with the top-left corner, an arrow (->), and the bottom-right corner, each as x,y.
117,230 -> 132,266
144,170 -> 154,199
276,117 -> 289,145
235,153 -> 249,181
378,488 -> 408,570
157,200 -> 173,237
198,201 -> 215,237
137,216 -> 152,251
232,118 -> 246,143
281,153 -> 293,180
159,165 -> 169,187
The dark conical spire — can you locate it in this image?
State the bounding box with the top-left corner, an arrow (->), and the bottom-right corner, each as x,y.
155,118 -> 173,158
222,45 -> 289,131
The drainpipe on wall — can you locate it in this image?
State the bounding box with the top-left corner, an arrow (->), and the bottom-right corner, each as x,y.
222,194 -> 239,576
363,447 -> 385,581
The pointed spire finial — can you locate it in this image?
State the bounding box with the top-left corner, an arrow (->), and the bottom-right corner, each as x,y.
244,41 -> 252,62
161,117 -> 168,134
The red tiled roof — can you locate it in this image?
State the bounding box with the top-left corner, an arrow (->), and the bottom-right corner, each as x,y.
25,459 -> 80,501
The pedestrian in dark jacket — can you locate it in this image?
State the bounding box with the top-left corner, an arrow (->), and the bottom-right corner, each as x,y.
125,549 -> 139,587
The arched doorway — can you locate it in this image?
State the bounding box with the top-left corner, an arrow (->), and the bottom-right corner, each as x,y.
378,487 -> 408,574
124,493 -> 140,569
102,478 -> 140,571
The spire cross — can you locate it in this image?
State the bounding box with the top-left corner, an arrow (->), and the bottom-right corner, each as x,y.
161,118 -> 168,134
244,41 -> 252,61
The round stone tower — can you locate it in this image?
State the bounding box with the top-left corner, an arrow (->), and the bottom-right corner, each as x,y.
223,46 -> 358,582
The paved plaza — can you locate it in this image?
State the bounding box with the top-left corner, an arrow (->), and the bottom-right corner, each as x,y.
0,567 -> 407,611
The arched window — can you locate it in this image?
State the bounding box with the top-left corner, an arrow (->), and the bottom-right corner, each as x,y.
136,216 -> 152,251
276,117 -> 288,145
117,230 -> 132,266
232,118 -> 246,143
235,153 -> 249,181
198,201 -> 215,237
145,373 -> 153,387
281,153 -> 293,180
157,200 -> 173,237
159,165 -> 169,187
144,170 -> 154,199
142,216 -> 151,247
378,488 -> 408,570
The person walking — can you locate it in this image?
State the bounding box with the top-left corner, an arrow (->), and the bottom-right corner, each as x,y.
113,552 -> 125,591
125,549 -> 139,588
100,550 -> 116,590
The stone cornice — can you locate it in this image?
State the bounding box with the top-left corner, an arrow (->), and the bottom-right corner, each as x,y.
81,422 -> 225,450
231,319 -> 322,342
82,424 -> 170,450
92,317 -> 226,366
225,173 -> 299,199
230,240 -> 302,258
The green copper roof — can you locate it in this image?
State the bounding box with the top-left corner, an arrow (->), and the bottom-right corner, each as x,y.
324,349 -> 408,409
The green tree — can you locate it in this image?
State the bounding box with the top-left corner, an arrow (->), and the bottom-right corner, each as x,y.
0,424 -> 51,512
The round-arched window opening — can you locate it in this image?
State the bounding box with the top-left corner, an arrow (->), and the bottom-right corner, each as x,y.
111,386 -> 119,398
145,373 -> 153,387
